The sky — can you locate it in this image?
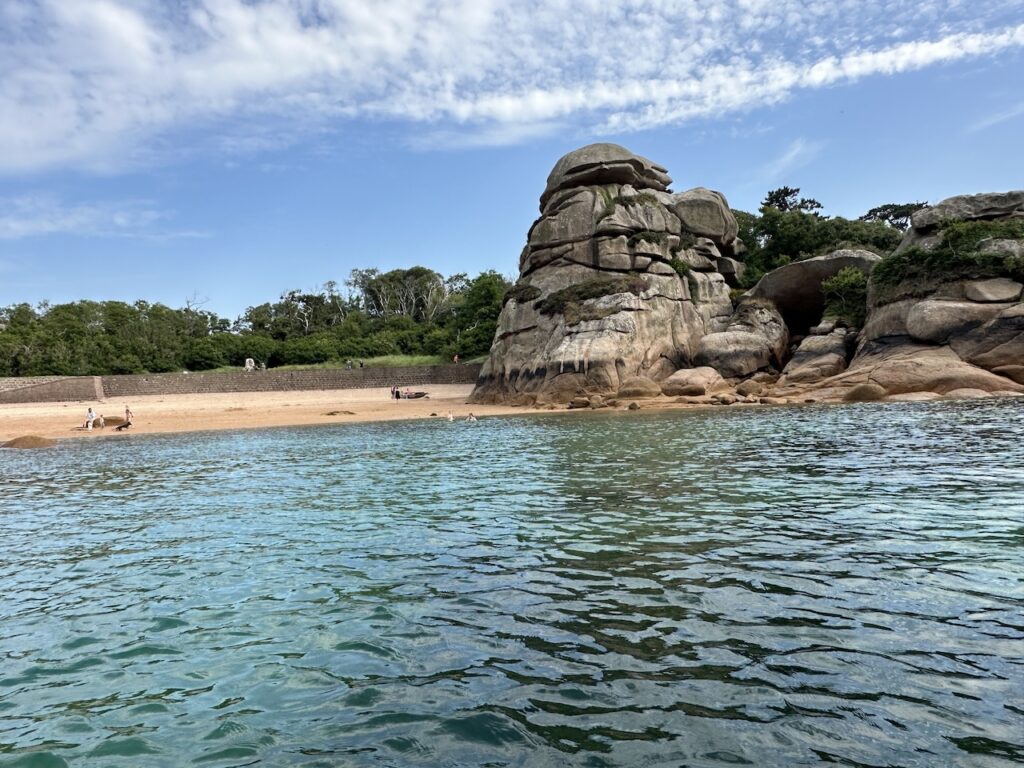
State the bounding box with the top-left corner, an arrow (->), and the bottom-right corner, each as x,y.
1,0 -> 1023,320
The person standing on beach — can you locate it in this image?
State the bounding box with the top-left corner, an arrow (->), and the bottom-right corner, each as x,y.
116,406 -> 134,431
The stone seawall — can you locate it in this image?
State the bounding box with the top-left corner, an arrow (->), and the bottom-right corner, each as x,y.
0,365 -> 482,404
0,377 -> 101,404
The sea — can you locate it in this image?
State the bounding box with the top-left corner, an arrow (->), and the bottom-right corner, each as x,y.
1,400 -> 1022,767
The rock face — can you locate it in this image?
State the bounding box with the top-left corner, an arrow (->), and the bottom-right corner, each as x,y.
471,144 -> 738,404
778,329 -> 851,386
694,299 -> 788,378
472,145 -> 1022,406
746,249 -> 881,331
540,143 -> 672,210
799,192 -> 1024,400
910,190 -> 1024,230
896,190 -> 1024,253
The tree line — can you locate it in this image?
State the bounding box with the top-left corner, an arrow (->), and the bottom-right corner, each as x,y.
0,269 -> 510,377
0,189 -> 923,377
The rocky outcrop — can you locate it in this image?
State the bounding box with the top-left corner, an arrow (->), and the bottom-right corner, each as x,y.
472,145 -> 1022,407
540,143 -> 672,210
471,144 -> 739,404
910,190 -> 1024,230
660,366 -> 724,396
746,249 -> 881,331
808,343 -> 1022,399
896,190 -> 1024,253
694,299 -> 788,378
777,329 -> 851,386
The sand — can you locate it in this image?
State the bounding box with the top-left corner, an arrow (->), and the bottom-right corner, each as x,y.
0,385 -> 544,444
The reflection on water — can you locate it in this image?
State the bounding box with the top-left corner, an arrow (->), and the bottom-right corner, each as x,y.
1,400 -> 1022,767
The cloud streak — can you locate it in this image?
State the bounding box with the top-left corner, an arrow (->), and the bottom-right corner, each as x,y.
966,101 -> 1024,133
0,194 -> 206,240
1,0 -> 1023,172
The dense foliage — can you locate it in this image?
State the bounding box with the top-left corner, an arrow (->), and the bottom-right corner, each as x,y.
0,268 -> 511,377
734,188 -> 907,287
871,219 -> 1024,304
821,268 -> 869,328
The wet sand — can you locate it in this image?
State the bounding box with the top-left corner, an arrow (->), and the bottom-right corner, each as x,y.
0,385 -> 540,443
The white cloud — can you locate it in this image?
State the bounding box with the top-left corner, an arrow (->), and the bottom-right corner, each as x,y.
1,0 -> 1023,171
0,194 -> 207,240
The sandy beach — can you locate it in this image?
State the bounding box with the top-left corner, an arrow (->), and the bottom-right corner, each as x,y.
0,385 -> 541,443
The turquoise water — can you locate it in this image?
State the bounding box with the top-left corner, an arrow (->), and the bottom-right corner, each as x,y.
1,402 -> 1022,767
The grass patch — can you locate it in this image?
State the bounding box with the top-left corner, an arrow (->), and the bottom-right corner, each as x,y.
627,230 -> 668,248
872,219 -> 1024,304
669,257 -> 700,297
536,275 -> 649,317
502,281 -> 542,307
597,190 -> 663,221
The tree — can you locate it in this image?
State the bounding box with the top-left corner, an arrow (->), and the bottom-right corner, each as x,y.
859,202 -> 927,232
762,186 -> 822,214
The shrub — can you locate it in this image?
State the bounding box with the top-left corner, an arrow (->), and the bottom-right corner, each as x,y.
627,230 -> 668,248
871,219 -> 1024,304
502,281 -> 542,306
535,275 -> 649,317
596,190 -> 663,220
821,267 -> 868,327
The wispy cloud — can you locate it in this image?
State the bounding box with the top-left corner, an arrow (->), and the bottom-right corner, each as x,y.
1,1 -> 1023,171
966,101 -> 1024,133
760,138 -> 825,181
0,194 -> 208,240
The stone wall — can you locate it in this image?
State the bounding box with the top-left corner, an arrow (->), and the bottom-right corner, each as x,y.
0,365 -> 482,404
0,376 -> 101,404
0,375 -> 69,394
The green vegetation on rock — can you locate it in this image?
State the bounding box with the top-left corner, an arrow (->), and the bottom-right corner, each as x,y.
821,267 -> 869,328
733,187 -> 907,288
597,190 -> 662,220
502,281 -> 542,306
535,275 -> 650,321
871,219 -> 1024,304
627,230 -> 668,248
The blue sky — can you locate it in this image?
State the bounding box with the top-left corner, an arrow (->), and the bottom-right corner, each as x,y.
2,0 -> 1023,319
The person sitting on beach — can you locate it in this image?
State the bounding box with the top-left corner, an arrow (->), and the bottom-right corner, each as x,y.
466,413 -> 477,422
85,407 -> 96,430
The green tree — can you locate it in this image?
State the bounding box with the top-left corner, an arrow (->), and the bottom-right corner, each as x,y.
859,202 -> 927,231
762,186 -> 823,213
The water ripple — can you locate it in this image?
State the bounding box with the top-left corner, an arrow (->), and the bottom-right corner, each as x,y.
1,400 -> 1022,767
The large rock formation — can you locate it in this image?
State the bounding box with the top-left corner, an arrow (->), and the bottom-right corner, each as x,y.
471,145 -> 1023,406
786,191 -> 1024,400
471,143 -> 737,403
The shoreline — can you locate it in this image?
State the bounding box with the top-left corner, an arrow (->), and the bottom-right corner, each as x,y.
3,384 -> 1018,447
0,385 -> 532,444
0,383 -> 789,445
